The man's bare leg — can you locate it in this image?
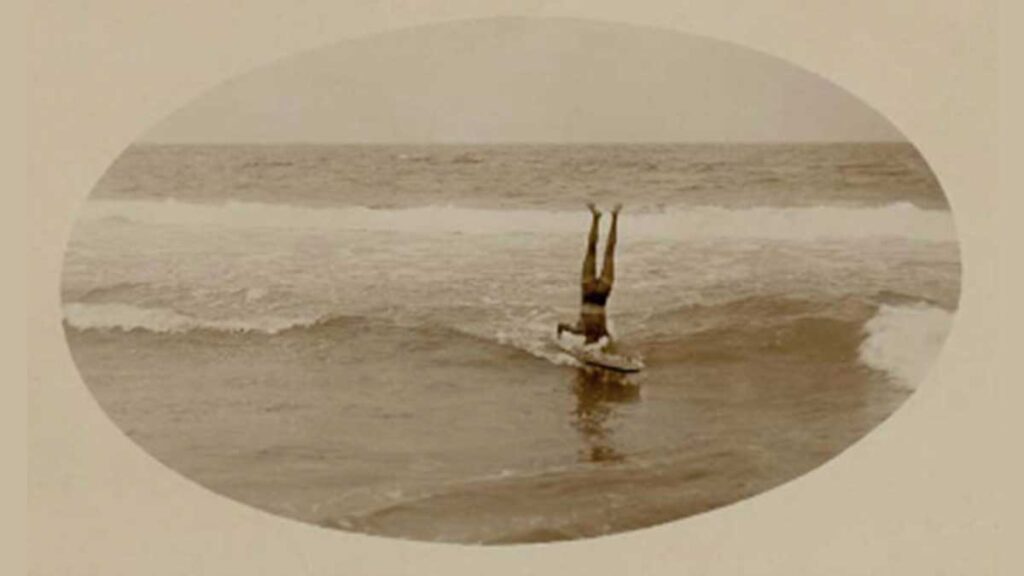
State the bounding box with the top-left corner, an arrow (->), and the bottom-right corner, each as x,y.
600,204 -> 621,286
582,203 -> 601,283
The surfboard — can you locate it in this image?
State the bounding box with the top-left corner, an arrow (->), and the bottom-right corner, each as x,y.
556,335 -> 645,373
576,348 -> 645,373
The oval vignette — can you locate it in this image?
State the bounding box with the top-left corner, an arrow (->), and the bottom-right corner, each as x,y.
61,17 -> 961,544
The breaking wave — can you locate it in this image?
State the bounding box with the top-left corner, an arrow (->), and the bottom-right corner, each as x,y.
63,295 -> 956,390
858,303 -> 954,388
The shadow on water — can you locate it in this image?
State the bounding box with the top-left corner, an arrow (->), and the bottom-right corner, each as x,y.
571,367 -> 640,464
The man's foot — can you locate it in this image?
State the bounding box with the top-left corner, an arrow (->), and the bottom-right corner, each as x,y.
612,203 -> 623,215
587,202 -> 602,217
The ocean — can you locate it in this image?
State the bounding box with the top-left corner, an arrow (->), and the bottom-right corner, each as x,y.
62,142 -> 960,543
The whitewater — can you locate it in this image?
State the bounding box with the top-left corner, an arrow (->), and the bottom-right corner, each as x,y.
78,198 -> 956,242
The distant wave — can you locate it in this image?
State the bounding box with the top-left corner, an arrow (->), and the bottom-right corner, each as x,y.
858,303 -> 954,388
78,199 -> 957,242
62,303 -> 317,335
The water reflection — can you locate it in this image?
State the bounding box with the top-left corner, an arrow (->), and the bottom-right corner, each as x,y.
571,367 -> 640,463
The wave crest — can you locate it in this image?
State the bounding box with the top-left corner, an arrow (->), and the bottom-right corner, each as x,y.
64,297 -> 956,389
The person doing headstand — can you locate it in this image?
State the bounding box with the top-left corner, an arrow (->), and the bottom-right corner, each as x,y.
558,203 -> 621,346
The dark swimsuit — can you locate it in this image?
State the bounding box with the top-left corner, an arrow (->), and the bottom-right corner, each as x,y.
582,285 -> 611,306
579,281 -> 612,342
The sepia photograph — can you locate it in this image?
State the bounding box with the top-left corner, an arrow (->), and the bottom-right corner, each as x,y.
59,17 -> 961,544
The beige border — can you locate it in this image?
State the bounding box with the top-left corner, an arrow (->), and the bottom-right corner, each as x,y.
8,2 -> 30,576
22,1 -> 1016,574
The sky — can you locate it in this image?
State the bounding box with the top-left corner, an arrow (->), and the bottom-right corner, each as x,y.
141,17 -> 905,144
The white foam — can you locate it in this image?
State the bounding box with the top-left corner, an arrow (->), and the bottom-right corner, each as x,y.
78,199 -> 956,242
63,302 -> 312,334
492,323 -> 580,367
858,303 -> 954,388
